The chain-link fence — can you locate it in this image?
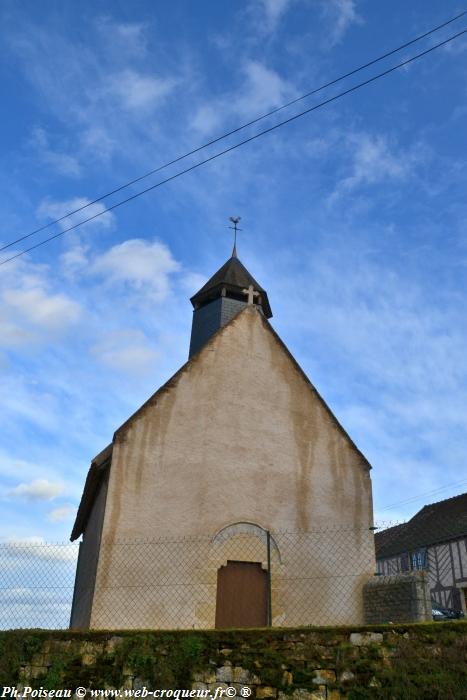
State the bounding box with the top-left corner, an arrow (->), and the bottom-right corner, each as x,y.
0,541 -> 79,630
1,516 -> 466,630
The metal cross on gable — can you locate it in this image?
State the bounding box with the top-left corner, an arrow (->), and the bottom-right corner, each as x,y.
228,216 -> 242,257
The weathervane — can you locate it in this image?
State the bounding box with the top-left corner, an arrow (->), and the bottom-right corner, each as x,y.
228,216 -> 242,257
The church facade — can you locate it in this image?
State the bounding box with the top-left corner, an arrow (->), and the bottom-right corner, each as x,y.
70,253 -> 375,629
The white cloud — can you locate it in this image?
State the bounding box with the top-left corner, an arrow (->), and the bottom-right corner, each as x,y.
0,375 -> 61,433
8,25 -> 182,168
0,453 -> 52,482
7,479 -> 64,502
260,0 -> 292,32
60,242 -> 89,273
80,125 -> 116,163
0,258 -> 82,347
190,104 -> 222,137
3,537 -> 78,560
236,61 -> 294,117
282,244 -> 467,519
37,197 -> 114,232
190,59 -> 294,136
90,238 -> 180,300
3,286 -> 81,331
330,132 -> 421,199
30,127 -> 80,177
96,18 -> 149,55
108,69 -> 176,110
0,316 -> 35,347
47,504 -> 75,523
303,259 -> 461,393
91,330 -> 159,376
322,0 -> 362,46
115,22 -> 146,45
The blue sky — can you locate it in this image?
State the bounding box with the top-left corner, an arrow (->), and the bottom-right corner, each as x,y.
1,0 -> 467,544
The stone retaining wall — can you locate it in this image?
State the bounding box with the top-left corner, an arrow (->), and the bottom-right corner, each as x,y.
1,624 -> 466,700
363,572 -> 432,624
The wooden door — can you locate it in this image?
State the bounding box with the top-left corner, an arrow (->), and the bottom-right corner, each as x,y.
215,560 -> 268,628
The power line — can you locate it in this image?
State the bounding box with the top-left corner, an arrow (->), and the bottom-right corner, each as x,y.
1,9 -> 466,256
378,478 -> 467,512
1,26 -> 466,267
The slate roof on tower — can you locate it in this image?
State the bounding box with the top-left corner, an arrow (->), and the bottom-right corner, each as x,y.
190,255 -> 272,318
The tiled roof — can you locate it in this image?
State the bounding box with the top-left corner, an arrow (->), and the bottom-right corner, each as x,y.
375,491 -> 467,559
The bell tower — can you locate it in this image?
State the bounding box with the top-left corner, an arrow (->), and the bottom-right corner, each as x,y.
189,252 -> 272,358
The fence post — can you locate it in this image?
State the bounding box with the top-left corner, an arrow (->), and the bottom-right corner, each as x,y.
267,530 -> 272,626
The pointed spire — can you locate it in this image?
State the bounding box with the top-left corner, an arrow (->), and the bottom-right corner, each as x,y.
189,248 -> 272,357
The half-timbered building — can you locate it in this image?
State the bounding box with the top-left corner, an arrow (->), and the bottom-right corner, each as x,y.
375,492 -> 467,612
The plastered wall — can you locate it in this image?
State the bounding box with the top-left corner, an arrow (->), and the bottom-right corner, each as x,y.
87,307 -> 374,628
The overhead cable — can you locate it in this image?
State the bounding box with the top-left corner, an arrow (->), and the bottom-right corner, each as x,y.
1,26 -> 467,266
1,9 -> 466,255
378,477 -> 467,511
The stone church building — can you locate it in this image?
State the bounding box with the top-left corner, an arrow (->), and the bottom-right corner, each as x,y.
70,251 -> 375,629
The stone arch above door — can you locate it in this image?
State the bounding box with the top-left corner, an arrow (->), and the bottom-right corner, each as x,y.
212,521 -> 281,563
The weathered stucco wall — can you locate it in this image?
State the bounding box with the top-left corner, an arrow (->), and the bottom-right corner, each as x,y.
2,624 -> 466,699
71,471 -> 109,629
87,308 -> 374,629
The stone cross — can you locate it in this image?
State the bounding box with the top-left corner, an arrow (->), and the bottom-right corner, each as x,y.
243,284 -> 259,305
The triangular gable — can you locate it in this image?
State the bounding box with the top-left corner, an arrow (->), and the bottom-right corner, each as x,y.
71,305 -> 371,540
113,306 -> 371,468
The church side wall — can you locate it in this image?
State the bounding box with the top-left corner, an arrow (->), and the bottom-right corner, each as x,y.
70,470 -> 109,629
91,308 -> 375,629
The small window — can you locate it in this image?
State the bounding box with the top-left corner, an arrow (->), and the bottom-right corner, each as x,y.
411,549 -> 427,570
